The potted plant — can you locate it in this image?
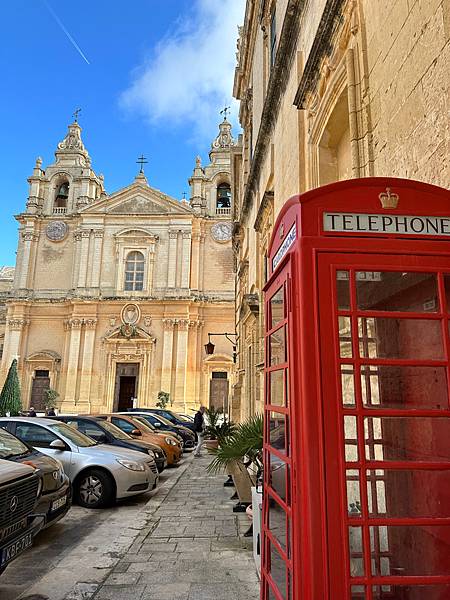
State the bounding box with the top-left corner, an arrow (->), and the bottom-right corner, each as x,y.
203,406 -> 236,452
156,391 -> 171,409
207,414 -> 263,506
44,388 -> 59,414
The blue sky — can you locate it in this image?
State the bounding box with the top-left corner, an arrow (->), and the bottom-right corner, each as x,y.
0,0 -> 244,265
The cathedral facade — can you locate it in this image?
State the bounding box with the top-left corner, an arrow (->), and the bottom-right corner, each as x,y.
0,119 -> 236,415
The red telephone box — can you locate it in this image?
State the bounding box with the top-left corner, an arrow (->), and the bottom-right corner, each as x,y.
262,178 -> 450,600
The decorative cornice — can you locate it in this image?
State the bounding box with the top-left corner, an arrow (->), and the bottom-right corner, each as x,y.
240,0 -> 306,220
293,0 -> 345,108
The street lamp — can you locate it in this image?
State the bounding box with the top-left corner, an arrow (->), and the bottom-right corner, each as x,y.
204,333 -> 237,362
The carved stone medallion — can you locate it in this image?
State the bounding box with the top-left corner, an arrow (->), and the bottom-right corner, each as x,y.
121,303 -> 141,326
46,221 -> 68,242
211,222 -> 232,243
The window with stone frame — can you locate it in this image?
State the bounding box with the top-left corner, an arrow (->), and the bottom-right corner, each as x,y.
318,88 -> 351,186
124,251 -> 145,291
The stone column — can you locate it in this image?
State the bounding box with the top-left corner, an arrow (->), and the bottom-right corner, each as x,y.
78,318 -> 97,409
18,232 -> 39,290
160,319 -> 175,395
180,231 -> 192,289
63,318 -> 83,408
77,231 -> 91,289
174,319 -> 189,411
90,230 -> 104,288
166,231 -> 178,289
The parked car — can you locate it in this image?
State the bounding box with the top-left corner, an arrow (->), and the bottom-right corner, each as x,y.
50,415 -> 167,473
0,426 -> 71,528
0,418 -> 158,509
0,459 -> 45,573
98,414 -> 183,466
178,413 -> 194,422
126,410 -> 196,450
139,408 -> 198,435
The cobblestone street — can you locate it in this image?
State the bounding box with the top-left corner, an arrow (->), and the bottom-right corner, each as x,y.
0,454 -> 259,600
93,454 -> 259,600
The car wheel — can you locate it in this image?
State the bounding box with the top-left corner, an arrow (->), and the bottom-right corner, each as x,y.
75,469 -> 114,508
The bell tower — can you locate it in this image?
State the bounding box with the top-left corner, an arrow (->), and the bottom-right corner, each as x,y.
188,116 -> 236,218
25,118 -> 104,217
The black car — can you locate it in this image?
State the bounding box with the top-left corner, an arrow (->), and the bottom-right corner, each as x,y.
0,459 -> 45,574
138,409 -> 197,436
50,416 -> 167,472
0,426 -> 71,529
127,411 -> 196,450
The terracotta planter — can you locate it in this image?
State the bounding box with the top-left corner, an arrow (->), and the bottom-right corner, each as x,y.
204,439 -> 219,453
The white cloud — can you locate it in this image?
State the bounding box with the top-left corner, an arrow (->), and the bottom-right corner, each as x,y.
120,0 -> 245,142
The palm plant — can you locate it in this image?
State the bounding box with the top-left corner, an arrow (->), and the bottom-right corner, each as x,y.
204,406 -> 236,441
207,414 -> 263,475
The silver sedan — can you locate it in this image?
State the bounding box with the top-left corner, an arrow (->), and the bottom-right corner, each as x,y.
0,417 -> 159,508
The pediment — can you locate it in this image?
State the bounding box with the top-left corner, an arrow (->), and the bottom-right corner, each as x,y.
103,326 -> 155,343
81,181 -> 193,216
109,195 -> 167,215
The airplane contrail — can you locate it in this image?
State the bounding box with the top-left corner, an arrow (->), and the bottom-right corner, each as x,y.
43,0 -> 90,65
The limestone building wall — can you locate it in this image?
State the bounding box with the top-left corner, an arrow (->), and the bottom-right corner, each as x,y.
232,0 -> 450,420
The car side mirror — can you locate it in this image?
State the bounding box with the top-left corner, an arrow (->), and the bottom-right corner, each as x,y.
131,429 -> 142,437
93,433 -> 108,444
49,439 -> 66,451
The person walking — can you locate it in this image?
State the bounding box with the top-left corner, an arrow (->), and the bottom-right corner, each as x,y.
193,406 -> 206,457
46,407 -> 56,416
28,407 -> 37,417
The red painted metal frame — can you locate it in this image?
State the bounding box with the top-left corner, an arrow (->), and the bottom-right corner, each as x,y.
262,178 -> 450,600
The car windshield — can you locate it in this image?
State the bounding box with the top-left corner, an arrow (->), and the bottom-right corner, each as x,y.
49,422 -> 96,447
100,420 -> 132,441
131,416 -> 158,432
150,414 -> 174,428
172,412 -> 192,423
0,427 -> 30,458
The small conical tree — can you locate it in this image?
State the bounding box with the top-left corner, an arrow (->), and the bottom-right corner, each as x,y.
0,359 -> 22,416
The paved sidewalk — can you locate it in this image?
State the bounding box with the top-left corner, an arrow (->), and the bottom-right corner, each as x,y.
91,454 -> 260,600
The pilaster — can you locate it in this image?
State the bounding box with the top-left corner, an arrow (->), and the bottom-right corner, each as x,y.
18,232 -> 39,290
181,231 -> 192,289
174,320 -> 189,411
160,319 -> 175,395
191,233 -> 201,290
63,318 -> 82,407
78,318 -> 97,408
1,318 -> 29,385
77,231 -> 91,290
166,232 -> 178,289
90,230 -> 104,288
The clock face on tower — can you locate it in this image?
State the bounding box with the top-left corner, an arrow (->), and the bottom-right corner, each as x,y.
46,221 -> 68,241
211,222 -> 232,243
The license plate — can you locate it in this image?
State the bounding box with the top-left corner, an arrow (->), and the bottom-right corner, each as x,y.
0,532 -> 33,567
51,495 -> 67,512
